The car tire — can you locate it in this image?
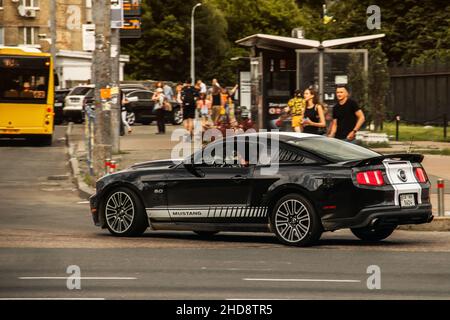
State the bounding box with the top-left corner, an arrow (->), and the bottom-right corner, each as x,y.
270,193 -> 322,247
350,225 -> 396,242
171,107 -> 183,125
103,187 -> 148,237
194,231 -> 218,237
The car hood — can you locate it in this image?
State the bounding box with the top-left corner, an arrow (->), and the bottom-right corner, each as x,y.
128,158 -> 183,170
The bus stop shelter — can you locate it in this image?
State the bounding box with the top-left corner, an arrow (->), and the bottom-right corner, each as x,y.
236,33 -> 384,129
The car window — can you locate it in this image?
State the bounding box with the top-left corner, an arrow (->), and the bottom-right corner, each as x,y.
140,92 -> 152,100
69,87 -> 91,96
281,136 -> 380,162
193,139 -> 248,168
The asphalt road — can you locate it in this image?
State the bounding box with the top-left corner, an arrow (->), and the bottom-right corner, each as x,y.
0,126 -> 449,300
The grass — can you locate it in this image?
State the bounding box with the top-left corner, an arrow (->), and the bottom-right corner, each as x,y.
381,122 -> 450,142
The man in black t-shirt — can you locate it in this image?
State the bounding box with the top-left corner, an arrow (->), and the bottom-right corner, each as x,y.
328,85 -> 365,142
181,78 -> 199,136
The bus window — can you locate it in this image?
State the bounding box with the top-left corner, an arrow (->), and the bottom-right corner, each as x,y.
0,56 -> 50,104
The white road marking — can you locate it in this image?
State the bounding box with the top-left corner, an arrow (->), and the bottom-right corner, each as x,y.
77,201 -> 90,204
0,298 -> 105,300
19,277 -> 137,280
243,278 -> 361,283
201,267 -> 274,271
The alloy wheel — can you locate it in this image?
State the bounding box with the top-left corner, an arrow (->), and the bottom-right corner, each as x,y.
105,191 -> 135,234
275,199 -> 311,243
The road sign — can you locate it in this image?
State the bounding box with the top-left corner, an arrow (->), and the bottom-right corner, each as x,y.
111,0 -> 124,29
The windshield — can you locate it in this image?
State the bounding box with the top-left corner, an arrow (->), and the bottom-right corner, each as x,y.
281,136 -> 381,162
0,56 -> 50,104
69,87 -> 92,96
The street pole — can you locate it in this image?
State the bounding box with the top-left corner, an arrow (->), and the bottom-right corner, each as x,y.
92,0 -> 113,178
50,0 -> 57,83
190,3 -> 202,84
111,27 -> 121,153
191,3 -> 201,127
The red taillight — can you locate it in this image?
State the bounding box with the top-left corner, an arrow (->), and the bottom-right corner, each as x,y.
47,107 -> 52,113
415,167 -> 428,183
356,170 -> 385,186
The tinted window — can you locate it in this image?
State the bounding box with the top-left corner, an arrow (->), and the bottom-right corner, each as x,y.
281,136 -> 380,162
69,87 -> 92,96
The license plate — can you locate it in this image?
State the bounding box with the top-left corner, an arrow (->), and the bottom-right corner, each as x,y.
400,194 -> 415,207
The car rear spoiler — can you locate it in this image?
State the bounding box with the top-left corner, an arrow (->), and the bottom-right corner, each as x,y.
343,153 -> 424,167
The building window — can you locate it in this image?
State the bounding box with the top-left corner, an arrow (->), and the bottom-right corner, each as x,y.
0,27 -> 4,45
0,0 -> 3,9
21,0 -> 40,9
19,27 -> 39,45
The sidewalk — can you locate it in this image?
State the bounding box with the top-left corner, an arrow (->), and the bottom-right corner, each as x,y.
66,123 -> 450,230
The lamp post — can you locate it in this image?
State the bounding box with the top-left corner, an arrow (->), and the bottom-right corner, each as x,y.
191,3 -> 202,84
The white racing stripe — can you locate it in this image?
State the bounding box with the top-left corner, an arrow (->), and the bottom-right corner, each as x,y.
146,206 -> 268,219
383,160 -> 422,206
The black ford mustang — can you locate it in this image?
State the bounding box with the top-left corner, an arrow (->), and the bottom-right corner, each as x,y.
89,132 -> 433,246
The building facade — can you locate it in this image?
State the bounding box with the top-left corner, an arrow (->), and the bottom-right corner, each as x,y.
0,0 -> 128,88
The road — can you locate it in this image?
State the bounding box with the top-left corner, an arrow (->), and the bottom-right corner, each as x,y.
0,126 -> 449,300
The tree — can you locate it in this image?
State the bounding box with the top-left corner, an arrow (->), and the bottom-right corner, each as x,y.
347,53 -> 368,119
368,43 -> 390,131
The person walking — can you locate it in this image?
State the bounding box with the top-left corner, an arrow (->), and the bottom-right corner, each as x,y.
152,88 -> 166,134
328,85 -> 365,142
286,89 -> 306,132
210,79 -> 222,124
302,87 -> 326,135
120,89 -> 131,135
181,78 -> 199,137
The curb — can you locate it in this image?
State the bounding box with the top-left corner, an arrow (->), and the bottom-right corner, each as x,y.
66,124 -> 95,200
398,216 -> 450,232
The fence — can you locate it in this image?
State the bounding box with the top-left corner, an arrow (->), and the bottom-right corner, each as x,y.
387,60 -> 450,125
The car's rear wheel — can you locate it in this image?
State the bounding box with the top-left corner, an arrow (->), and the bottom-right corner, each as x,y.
270,193 -> 322,246
194,231 -> 218,237
104,187 -> 148,237
350,225 -> 396,242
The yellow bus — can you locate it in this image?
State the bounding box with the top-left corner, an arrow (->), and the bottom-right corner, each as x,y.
0,47 -> 54,145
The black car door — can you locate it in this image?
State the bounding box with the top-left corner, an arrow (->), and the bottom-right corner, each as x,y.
166,139 -> 254,222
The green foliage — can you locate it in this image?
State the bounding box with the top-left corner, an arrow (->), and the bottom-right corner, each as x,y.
347,53 -> 368,113
122,0 -> 449,85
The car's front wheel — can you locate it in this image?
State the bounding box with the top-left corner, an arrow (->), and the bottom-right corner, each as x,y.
103,187 -> 148,237
350,225 -> 396,242
270,193 -> 322,246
